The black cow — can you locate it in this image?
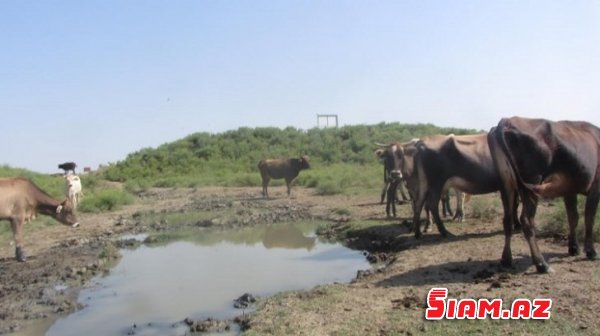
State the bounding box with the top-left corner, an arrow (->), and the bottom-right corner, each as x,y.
58,162 -> 77,174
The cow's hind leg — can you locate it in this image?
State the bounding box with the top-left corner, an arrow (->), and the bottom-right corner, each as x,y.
285,178 -> 292,196
498,188 -> 518,268
584,191 -> 600,260
564,194 -> 580,256
520,195 -> 549,273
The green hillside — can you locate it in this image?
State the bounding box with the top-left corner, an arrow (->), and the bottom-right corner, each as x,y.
102,123 -> 479,192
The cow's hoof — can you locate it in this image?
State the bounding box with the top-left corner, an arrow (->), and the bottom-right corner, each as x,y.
568,246 -> 580,256
500,258 -> 513,269
535,262 -> 551,274
586,250 -> 598,260
440,231 -> 455,238
15,247 -> 27,263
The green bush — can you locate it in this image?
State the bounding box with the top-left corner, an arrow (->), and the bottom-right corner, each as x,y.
78,189 -> 134,213
101,123 -> 478,188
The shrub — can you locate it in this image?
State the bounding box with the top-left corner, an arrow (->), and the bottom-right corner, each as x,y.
316,180 -> 344,195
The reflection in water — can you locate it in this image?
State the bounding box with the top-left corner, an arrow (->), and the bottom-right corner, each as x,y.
47,222 -> 368,336
262,225 -> 316,250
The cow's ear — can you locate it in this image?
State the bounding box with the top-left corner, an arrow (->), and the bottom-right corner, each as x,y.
374,149 -> 384,157
404,146 -> 418,156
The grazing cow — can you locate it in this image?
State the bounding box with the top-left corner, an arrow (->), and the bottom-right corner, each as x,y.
258,156 -> 310,198
0,177 -> 79,262
58,162 -> 77,174
489,117 -> 600,273
65,174 -> 83,209
397,134 -> 510,238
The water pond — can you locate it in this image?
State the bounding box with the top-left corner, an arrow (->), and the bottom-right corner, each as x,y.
46,222 -> 370,336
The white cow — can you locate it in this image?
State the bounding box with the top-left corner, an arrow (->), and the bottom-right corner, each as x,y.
65,174 -> 83,209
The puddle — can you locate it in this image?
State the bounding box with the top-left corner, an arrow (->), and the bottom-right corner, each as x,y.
46,222 -> 369,336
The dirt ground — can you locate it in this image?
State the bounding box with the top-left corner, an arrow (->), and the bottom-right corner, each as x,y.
1,186 -> 599,335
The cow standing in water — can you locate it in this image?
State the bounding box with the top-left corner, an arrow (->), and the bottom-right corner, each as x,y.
258,156 -> 310,198
489,117 -> 600,273
0,177 -> 79,262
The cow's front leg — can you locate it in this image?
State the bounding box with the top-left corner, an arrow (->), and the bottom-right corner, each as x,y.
11,219 -> 27,262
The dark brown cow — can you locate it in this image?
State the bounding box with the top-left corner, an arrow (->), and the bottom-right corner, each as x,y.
0,177 -> 79,262
489,116 -> 600,273
377,141 -> 469,227
397,134 -> 508,238
258,156 -> 310,198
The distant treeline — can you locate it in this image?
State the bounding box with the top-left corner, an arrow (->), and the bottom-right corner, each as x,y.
102,123 -> 478,190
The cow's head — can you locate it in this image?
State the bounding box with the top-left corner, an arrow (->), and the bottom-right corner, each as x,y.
64,174 -> 80,188
299,156 -> 310,170
375,143 -> 404,181
55,200 -> 79,228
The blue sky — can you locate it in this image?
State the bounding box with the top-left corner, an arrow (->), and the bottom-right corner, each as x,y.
1,1 -> 599,173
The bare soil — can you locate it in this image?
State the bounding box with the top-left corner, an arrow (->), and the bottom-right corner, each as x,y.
1,187 -> 599,335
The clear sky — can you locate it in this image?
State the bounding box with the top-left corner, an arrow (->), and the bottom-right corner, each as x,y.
1,1 -> 599,173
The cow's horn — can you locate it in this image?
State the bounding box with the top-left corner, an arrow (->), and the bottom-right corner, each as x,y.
374,142 -> 388,147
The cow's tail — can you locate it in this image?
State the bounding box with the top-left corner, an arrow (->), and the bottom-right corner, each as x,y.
489,119 -> 535,196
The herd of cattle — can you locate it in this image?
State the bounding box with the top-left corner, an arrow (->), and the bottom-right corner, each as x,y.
1,116 -> 600,274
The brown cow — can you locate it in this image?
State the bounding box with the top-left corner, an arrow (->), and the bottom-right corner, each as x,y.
0,177 -> 79,262
376,141 -> 468,226
489,116 -> 600,273
258,156 -> 310,198
395,134 -> 511,238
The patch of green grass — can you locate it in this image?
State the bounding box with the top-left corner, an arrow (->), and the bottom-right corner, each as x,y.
78,189 -> 134,213
98,243 -> 120,259
468,195 -> 500,222
539,197 -> 600,242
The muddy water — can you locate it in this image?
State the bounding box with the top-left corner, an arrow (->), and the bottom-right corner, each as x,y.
46,222 -> 369,336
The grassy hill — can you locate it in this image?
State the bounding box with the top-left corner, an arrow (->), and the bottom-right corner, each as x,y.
101,123 -> 479,193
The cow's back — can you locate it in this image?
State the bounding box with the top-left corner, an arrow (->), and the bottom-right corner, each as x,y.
494,117 -> 600,194
258,159 -> 292,179
418,133 -> 500,193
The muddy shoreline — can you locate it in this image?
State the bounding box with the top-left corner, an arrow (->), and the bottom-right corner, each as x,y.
0,187 -> 366,335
